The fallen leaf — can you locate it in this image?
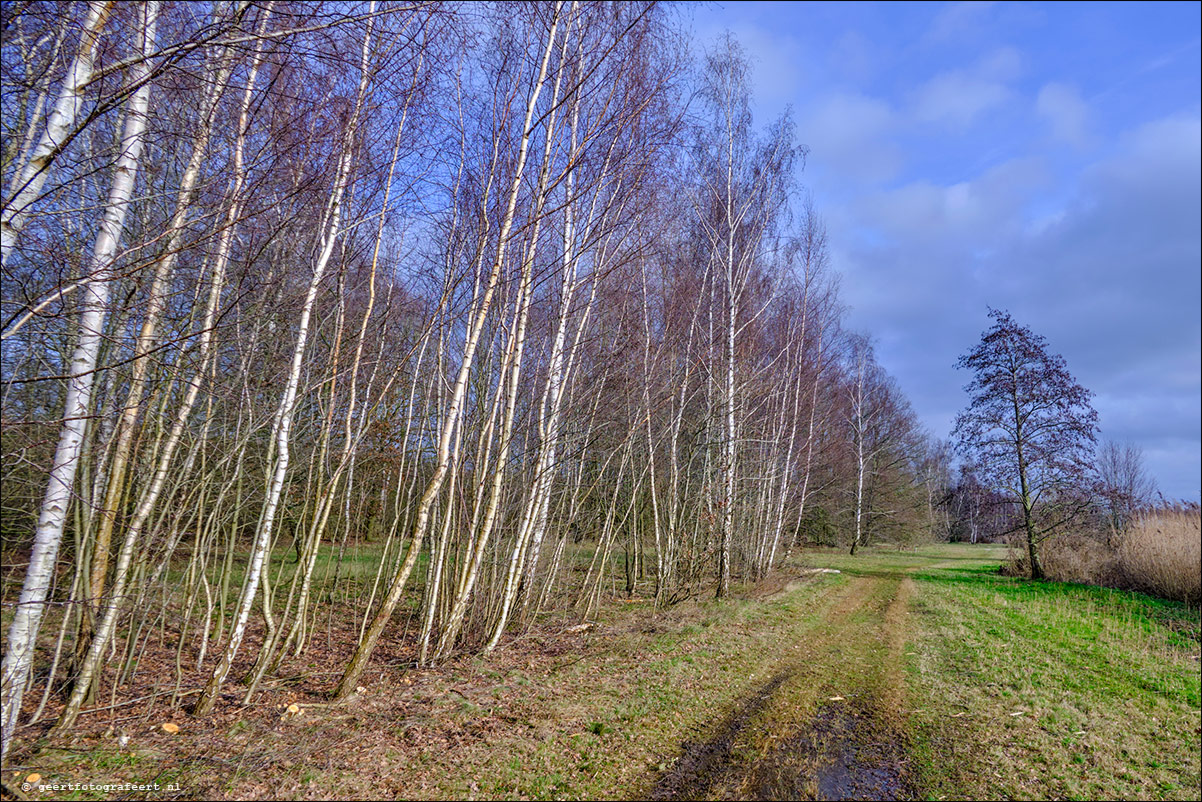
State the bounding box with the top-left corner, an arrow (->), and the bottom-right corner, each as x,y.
950,712 -> 966,718
1009,711 -> 1025,717
161,722 -> 180,734
26,773 -> 41,785
1074,730 -> 1086,735
829,695 -> 845,702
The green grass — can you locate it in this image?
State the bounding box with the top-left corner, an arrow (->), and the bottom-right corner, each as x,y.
900,547 -> 1201,801
14,542 -> 1199,801
420,575 -> 843,801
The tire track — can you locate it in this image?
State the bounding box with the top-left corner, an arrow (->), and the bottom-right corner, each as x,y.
650,565 -> 917,801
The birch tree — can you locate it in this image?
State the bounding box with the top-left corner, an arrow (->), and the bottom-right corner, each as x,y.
0,1 -> 157,761
196,5 -> 380,714
56,3 -> 276,730
1,2 -> 114,265
692,35 -> 798,595
333,2 -> 567,699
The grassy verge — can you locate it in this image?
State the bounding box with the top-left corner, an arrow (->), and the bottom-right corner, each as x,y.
903,548 -> 1201,801
378,568 -> 850,800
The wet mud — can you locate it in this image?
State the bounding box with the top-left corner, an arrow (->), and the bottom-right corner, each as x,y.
652,690 -> 911,801
747,702 -> 910,801
649,670 -> 794,800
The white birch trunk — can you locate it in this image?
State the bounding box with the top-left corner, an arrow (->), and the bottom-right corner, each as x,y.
88,35 -> 236,607
0,1 -> 156,760
2,1 -> 114,265
333,3 -> 564,698
56,12 -> 272,728
195,6 -> 372,713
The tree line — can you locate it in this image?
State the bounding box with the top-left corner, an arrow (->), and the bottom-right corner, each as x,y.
1,1 -> 950,759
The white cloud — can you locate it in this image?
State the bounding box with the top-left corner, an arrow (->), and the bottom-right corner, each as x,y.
829,30 -> 876,85
854,157 -> 1046,245
802,92 -> 901,183
1104,112 -> 1202,190
1036,82 -> 1092,146
911,48 -> 1022,129
913,72 -> 1010,128
977,47 -> 1024,81
924,1 -> 999,45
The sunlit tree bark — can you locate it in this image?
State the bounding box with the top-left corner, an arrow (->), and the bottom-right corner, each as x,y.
0,1 -> 157,760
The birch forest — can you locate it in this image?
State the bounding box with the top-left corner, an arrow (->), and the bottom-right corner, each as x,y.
1,1 -> 950,762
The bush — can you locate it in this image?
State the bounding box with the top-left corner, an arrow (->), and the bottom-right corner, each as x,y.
1003,505 -> 1201,607
1044,534 -> 1124,587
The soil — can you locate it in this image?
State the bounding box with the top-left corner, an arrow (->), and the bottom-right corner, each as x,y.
649,670 -> 796,800
648,566 -> 918,801
746,703 -> 909,801
5,557 -> 923,801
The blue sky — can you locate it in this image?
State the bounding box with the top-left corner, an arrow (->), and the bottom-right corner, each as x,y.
689,1 -> 1202,501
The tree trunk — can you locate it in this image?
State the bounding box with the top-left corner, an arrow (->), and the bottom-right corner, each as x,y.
332,2 -> 564,698
1,1 -> 114,264
1,1 -> 156,760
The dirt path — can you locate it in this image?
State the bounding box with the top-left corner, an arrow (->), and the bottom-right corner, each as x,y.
13,553 -> 956,801
650,565 -> 917,801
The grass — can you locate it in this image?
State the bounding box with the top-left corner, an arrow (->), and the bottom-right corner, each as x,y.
375,570 -> 848,801
903,548 -> 1201,801
1009,508 -> 1201,607
11,542 -> 1199,801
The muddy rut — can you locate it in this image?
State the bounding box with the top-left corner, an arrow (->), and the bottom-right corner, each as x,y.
650,568 -> 917,801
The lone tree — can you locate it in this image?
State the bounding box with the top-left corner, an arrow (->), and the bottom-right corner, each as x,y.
1097,440 -> 1156,543
952,310 -> 1099,579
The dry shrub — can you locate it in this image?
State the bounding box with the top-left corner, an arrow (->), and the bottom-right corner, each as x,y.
999,535 -> 1028,577
1040,533 -> 1124,588
1003,532 -> 1122,585
1000,506 -> 1200,607
1118,508 -> 1202,606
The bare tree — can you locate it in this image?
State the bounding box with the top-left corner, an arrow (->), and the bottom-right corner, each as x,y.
953,309 -> 1100,579
1098,440 -> 1156,541
1,0 -> 157,762
691,33 -> 798,596
2,2 -> 114,264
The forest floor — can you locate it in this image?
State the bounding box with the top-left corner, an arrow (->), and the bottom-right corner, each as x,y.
6,543 -> 1200,801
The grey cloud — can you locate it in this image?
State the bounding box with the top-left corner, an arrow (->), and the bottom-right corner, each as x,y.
829,110 -> 1200,500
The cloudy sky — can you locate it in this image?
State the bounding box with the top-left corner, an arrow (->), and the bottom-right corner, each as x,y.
689,1 -> 1201,501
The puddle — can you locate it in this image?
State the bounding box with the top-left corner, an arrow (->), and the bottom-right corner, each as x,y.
810,704 -> 907,800
749,703 -> 910,801
649,670 -> 793,800
652,692 -> 911,801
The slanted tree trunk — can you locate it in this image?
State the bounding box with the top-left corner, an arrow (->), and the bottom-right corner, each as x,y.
194,6 -> 374,715
332,2 -> 565,699
87,21 -> 236,615
1,1 -> 114,264
0,1 -> 157,761
57,7 -> 270,730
